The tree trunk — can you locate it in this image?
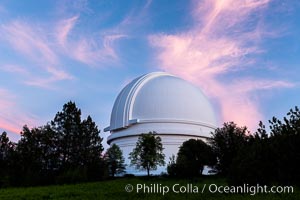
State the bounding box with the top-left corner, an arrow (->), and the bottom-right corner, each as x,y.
147,166 -> 150,177
200,166 -> 204,175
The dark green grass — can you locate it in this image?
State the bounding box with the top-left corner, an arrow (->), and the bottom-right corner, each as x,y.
0,176 -> 298,200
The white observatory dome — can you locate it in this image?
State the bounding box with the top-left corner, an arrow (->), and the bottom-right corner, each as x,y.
105,72 -> 217,175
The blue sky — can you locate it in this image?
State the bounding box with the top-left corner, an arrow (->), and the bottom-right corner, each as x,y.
0,0 -> 299,142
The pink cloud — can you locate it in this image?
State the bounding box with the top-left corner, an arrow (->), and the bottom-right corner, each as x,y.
0,14 -> 127,136
24,66 -> 74,89
54,15 -> 126,66
1,20 -> 75,88
66,34 -> 126,66
214,79 -> 293,129
150,0 -> 293,130
0,89 -> 37,136
0,64 -> 29,75
1,14 -> 127,79
46,66 -> 74,81
194,0 -> 270,34
2,21 -> 58,65
56,15 -> 79,47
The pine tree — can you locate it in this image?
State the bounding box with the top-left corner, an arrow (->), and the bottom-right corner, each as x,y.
51,101 -> 82,168
81,115 -> 103,165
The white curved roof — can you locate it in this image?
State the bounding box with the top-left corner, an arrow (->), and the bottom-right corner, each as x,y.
105,72 -> 217,132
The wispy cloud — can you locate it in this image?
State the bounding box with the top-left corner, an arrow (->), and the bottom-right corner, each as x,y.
0,13 -> 126,87
24,66 -> 74,89
70,34 -> 126,66
0,64 -> 29,75
56,0 -> 93,17
0,88 -> 37,135
0,4 -> 128,137
1,20 -> 74,88
2,21 -> 58,65
150,0 -> 293,130
56,15 -> 79,47
55,15 -> 126,66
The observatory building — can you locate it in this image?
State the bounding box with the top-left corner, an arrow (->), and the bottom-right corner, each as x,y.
105,72 -> 217,175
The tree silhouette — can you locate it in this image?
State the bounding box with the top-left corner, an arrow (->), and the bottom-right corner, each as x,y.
210,122 -> 249,176
268,106 -> 300,184
228,123 -> 274,185
0,101 -> 106,186
50,101 -> 104,182
81,116 -> 103,165
129,132 -> 165,177
1,104 -> 300,186
105,144 -> 126,177
176,139 -> 216,177
51,101 -> 82,168
166,155 -> 177,177
17,126 -> 45,185
0,131 -> 14,186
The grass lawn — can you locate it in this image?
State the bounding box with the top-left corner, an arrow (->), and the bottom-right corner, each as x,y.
0,176 -> 298,200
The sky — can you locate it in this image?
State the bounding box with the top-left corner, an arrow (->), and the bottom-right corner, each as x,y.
0,0 -> 300,143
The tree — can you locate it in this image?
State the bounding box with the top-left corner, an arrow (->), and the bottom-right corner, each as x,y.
129,132 -> 165,177
0,131 -> 14,186
228,107 -> 300,185
176,139 -> 216,177
0,101 -> 105,186
210,122 -> 249,176
51,101 -> 82,168
0,132 -> 13,161
105,144 -> 126,177
81,116 -> 103,165
14,125 -> 58,185
267,107 -> 300,184
81,116 -> 104,181
228,123 -> 274,185
37,124 -> 60,174
51,101 -> 104,182
167,154 -> 177,177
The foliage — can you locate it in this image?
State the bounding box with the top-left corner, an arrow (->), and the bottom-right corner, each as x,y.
129,132 -> 165,176
0,132 -> 13,160
175,139 -> 216,177
267,107 -> 300,185
228,124 -> 274,185
51,102 -> 103,168
1,104 -> 300,187
50,101 -> 104,182
104,144 -> 126,177
0,132 -> 15,187
0,101 -> 104,187
166,154 -> 177,177
210,122 -> 250,176
229,107 -> 300,185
